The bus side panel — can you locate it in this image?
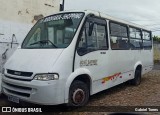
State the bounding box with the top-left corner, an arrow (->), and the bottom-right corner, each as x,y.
141,49 -> 153,75
92,50 -> 135,94
74,49 -> 135,95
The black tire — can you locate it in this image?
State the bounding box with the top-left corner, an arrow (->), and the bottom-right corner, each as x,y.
130,69 -> 142,86
67,80 -> 89,106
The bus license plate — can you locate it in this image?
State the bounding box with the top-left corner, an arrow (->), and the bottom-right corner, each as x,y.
8,95 -> 19,103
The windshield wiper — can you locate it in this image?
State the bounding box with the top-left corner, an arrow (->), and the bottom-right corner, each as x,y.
30,40 -> 57,48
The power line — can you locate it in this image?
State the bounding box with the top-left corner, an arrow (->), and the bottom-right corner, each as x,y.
129,19 -> 160,22
152,29 -> 160,32
143,24 -> 160,27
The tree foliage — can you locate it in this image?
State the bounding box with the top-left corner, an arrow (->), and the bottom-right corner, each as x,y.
153,36 -> 160,42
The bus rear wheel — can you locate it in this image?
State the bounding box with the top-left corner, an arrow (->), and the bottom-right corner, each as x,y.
68,80 -> 89,106
131,69 -> 141,86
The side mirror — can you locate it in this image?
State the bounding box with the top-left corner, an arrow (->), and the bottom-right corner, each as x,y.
77,47 -> 87,55
88,22 -> 94,36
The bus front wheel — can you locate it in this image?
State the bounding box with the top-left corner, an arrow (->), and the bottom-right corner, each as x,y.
68,80 -> 89,106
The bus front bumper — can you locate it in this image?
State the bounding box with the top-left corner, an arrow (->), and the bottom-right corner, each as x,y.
1,75 -> 65,105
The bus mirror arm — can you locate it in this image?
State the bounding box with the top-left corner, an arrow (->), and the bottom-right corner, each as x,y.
77,47 -> 87,55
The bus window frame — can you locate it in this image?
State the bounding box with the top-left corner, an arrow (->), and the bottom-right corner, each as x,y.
109,21 -> 130,50
128,26 -> 143,50
76,15 -> 108,56
142,30 -> 152,50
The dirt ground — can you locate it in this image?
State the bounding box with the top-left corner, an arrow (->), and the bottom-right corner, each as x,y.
0,65 -> 160,115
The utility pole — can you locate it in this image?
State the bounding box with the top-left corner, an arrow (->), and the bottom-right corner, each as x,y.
60,0 -> 65,11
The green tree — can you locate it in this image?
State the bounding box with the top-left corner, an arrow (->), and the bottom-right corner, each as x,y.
153,36 -> 160,42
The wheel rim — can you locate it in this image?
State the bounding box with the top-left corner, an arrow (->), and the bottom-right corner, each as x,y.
72,88 -> 85,105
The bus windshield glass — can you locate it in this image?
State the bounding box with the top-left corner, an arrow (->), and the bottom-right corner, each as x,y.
22,12 -> 84,49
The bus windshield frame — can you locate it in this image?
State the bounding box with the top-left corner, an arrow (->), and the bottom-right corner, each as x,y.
22,12 -> 84,49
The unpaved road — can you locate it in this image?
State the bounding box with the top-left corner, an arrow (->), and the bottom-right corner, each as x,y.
0,65 -> 160,114
154,63 -> 160,70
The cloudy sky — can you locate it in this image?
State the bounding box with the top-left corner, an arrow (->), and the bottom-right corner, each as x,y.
64,0 -> 160,36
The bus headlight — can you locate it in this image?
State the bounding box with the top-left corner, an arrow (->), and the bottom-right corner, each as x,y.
34,74 -> 59,81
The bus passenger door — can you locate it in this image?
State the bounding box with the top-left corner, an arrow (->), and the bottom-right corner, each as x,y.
74,17 -> 109,94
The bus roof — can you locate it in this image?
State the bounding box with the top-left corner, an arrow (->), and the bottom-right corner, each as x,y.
56,9 -> 151,31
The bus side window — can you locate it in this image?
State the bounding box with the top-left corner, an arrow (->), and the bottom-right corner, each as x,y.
77,20 -> 107,55
129,27 -> 142,49
110,22 -> 129,50
97,25 -> 107,49
142,31 -> 152,49
110,36 -> 119,49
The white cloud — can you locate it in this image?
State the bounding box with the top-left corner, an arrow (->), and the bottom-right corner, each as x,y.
64,0 -> 160,36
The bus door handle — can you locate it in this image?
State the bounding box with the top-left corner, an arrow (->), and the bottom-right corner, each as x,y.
100,52 -> 106,54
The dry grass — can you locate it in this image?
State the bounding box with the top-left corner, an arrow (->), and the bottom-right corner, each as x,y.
154,46 -> 160,61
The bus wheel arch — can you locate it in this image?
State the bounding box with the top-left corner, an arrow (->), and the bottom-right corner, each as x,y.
67,74 -> 91,106
131,64 -> 142,86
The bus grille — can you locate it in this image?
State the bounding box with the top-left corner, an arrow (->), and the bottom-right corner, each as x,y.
5,75 -> 32,81
7,69 -> 33,77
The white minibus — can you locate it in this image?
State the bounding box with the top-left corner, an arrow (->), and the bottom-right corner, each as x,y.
1,10 -> 153,106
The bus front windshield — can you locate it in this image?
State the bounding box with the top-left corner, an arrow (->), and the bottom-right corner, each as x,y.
22,12 -> 84,49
